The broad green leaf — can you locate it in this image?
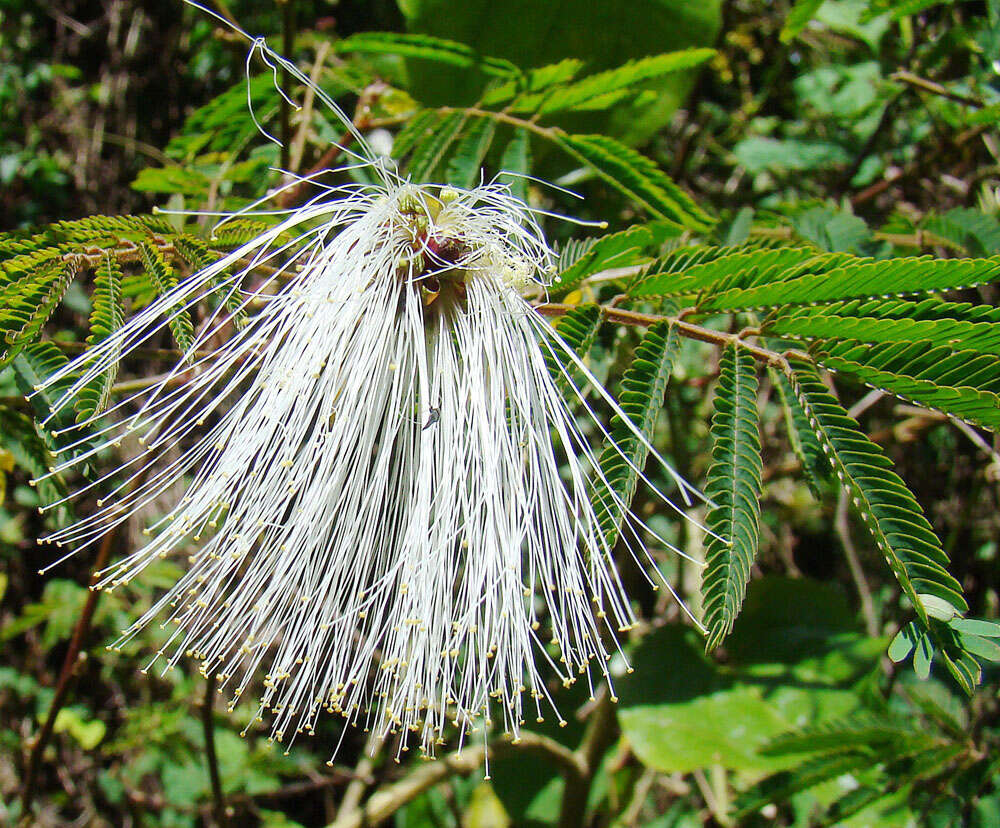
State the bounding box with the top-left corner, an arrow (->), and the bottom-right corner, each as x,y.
781,0 -> 825,42
592,321 -> 681,549
788,362 -> 968,627
400,0 -> 721,142
809,339 -> 1000,431
557,133 -> 715,230
702,346 -> 763,650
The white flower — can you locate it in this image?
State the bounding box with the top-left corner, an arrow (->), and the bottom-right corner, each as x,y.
32,17 -> 706,763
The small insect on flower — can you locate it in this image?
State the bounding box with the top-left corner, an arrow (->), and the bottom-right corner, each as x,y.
30,11 -> 706,765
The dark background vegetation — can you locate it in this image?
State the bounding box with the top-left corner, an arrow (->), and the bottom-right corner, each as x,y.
3,0 -> 1000,826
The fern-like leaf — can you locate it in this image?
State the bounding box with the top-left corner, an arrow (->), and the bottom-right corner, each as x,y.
497,129 -> 531,204
557,133 -> 715,230
592,321 -> 681,550
407,112 -> 468,183
137,242 -> 195,354
766,301 -> 1000,355
445,117 -> 497,188
0,258 -> 77,369
534,50 -> 715,115
333,32 -> 520,77
630,246 -> 820,298
701,256 -> 1000,311
788,362 -> 968,628
75,253 -> 125,422
771,368 -> 832,497
552,225 -> 657,296
702,346 -> 763,650
809,339 -> 1000,431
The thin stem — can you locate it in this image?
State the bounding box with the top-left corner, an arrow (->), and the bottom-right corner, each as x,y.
327,733 -> 583,828
836,490 -> 880,638
203,672 -> 229,827
279,0 -> 296,171
557,691 -> 618,828
535,302 -> 799,369
19,528 -> 119,821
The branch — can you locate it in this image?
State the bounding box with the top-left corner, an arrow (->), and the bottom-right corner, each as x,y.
327,732 -> 582,828
534,302 -> 798,368
19,528 -> 119,821
203,673 -> 230,827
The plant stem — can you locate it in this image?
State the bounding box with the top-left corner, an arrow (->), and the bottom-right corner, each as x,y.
327,732 -> 582,828
203,672 -> 229,827
19,528 -> 118,821
557,691 -> 619,828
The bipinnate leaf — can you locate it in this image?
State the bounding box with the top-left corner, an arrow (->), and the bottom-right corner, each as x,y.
592,321 -> 681,549
702,345 -> 763,650
557,133 -> 715,230
788,361 -> 982,691
75,253 -> 124,422
137,241 -> 195,355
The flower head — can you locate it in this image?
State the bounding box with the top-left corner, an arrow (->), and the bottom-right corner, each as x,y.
32,26 -> 703,764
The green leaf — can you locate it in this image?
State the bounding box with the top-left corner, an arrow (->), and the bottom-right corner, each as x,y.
544,304 -> 605,398
701,256 -> 1000,311
788,362 -> 968,629
552,225 -> 658,296
0,258 -> 77,369
533,49 -> 715,114
0,407 -> 68,521
333,32 -> 521,77
481,59 -> 585,108
556,133 -> 715,230
630,246 -> 819,298
772,368 -> 832,497
781,0 -> 825,42
765,302 -> 1000,355
75,253 -> 124,422
497,128 -> 531,204
137,242 -> 195,354
406,111 -> 468,183
172,234 -> 247,330
888,622 -> 919,662
592,321 -> 681,549
702,346 -> 763,650
445,116 -> 497,188
808,339 -> 1000,431
391,109 -> 441,160
949,618 -> 1000,638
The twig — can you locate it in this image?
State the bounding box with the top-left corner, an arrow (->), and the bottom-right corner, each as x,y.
19,528 -> 119,821
288,40 -> 332,175
279,0 -> 297,171
558,691 -> 618,828
534,302 -> 798,369
327,732 -> 582,828
203,673 -> 230,827
892,70 -> 983,107
836,490 -> 880,638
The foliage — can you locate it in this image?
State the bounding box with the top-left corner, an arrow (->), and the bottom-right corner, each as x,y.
4,1 -> 1000,826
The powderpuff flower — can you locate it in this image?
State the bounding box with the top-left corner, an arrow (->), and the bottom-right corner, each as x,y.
31,23 -> 704,763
